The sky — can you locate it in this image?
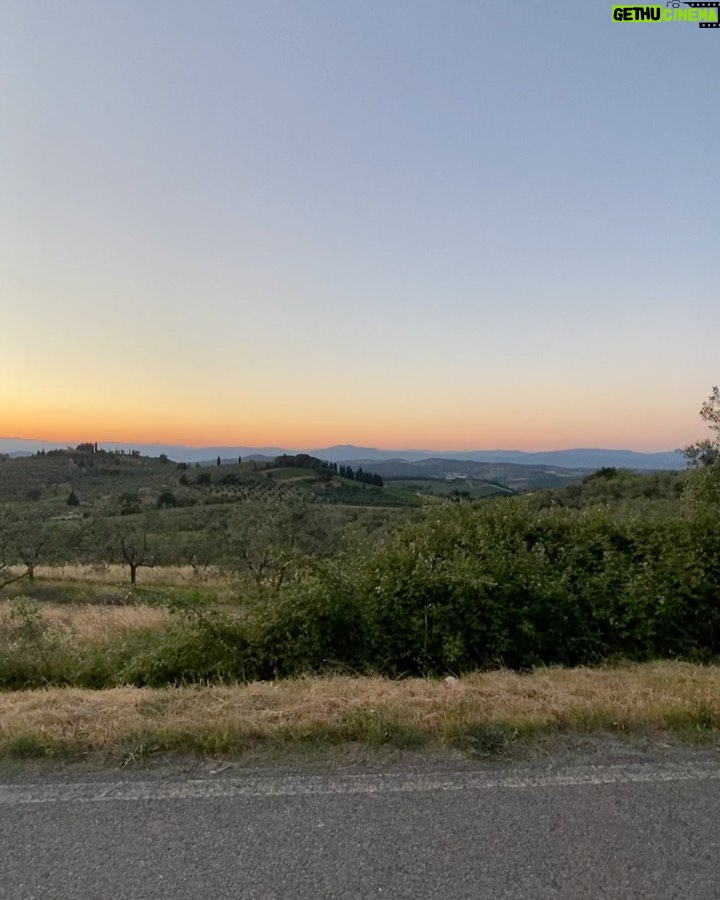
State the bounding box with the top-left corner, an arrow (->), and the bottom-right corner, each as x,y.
1,1 -> 718,452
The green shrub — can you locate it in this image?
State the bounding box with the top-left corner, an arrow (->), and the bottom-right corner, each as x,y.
3,495 -> 720,688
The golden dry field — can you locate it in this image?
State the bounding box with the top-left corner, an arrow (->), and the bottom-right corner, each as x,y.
2,662 -> 719,763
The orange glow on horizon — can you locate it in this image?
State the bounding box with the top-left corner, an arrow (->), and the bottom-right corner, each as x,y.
2,382 -> 702,453
1,413 -> 697,453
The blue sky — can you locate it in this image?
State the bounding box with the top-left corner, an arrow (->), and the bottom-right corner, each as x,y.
1,1 -> 718,450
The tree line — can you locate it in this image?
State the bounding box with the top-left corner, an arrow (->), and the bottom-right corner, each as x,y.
338,465 -> 384,486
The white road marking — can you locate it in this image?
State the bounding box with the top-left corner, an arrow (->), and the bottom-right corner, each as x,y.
1,762 -> 719,806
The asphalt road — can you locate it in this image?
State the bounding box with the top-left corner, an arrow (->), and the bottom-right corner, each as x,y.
2,749 -> 720,899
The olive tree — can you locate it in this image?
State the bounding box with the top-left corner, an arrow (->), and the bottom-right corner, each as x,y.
101,513 -> 159,585
683,385 -> 720,468
683,386 -> 720,506
0,510 -> 25,589
0,507 -> 70,587
222,498 -> 337,590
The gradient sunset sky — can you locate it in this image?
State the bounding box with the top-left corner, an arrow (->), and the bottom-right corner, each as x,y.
2,2 -> 718,452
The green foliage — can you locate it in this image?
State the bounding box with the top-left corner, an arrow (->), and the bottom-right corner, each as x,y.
247,567 -> 370,676
529,469 -> 684,511
682,386 -> 720,509
6,733 -> 68,759
0,596 -> 173,689
0,596 -> 81,687
583,466 -> 618,482
683,466 -> 720,508
683,385 -> 720,468
119,491 -> 142,515
3,490 -> 720,688
121,499 -> 720,684
235,500 -> 720,678
118,605 -> 258,686
0,508 -> 77,587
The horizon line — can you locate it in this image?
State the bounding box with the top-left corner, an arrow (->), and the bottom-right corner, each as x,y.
0,434 -> 686,456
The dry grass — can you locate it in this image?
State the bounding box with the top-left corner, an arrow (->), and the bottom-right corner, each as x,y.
0,601 -> 171,644
2,661 -> 719,761
33,563 -> 233,589
0,564 -> 243,606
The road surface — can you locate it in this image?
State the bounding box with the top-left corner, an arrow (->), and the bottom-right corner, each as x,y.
2,748 -> 719,898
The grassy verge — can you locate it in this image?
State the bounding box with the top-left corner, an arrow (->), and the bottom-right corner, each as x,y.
2,662 -> 719,764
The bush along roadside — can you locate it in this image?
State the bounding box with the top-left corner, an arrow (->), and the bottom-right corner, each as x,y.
2,500 -> 720,688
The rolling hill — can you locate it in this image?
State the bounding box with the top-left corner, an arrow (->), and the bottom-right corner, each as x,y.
0,439 -> 687,471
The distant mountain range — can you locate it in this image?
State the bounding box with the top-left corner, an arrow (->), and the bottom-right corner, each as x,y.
0,438 -> 687,471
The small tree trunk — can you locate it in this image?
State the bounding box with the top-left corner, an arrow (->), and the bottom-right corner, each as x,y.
130,564 -> 137,585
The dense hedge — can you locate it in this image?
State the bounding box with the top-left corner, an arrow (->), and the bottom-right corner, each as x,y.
252,501 -> 720,677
